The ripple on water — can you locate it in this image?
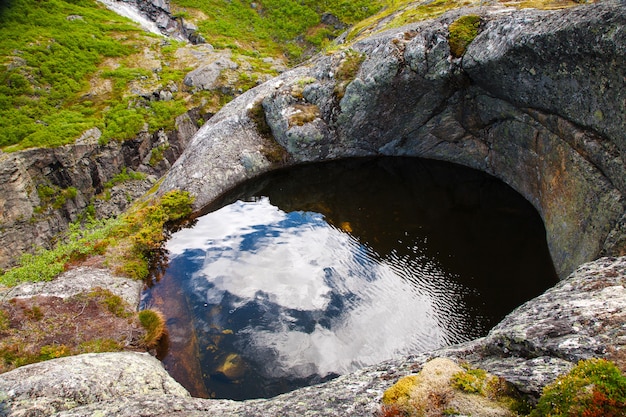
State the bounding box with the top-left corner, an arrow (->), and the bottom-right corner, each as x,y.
142,157 -> 558,400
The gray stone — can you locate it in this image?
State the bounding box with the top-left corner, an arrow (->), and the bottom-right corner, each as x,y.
183,56 -> 239,91
0,267 -> 142,308
0,352 -> 189,416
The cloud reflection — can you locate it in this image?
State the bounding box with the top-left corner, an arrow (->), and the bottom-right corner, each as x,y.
166,198 -> 470,380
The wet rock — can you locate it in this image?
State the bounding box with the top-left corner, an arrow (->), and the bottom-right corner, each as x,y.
213,353 -> 247,381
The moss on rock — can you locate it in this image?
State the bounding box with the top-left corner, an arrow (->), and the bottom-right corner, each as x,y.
448,14 -> 481,57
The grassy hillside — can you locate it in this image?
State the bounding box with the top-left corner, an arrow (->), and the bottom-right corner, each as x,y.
0,0 -> 585,152
0,0 -> 385,152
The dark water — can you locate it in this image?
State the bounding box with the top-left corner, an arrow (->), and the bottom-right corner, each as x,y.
142,157 -> 558,400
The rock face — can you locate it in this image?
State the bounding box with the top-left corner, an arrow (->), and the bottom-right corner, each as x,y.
159,0 -> 626,279
0,110 -> 200,271
0,352 -> 190,416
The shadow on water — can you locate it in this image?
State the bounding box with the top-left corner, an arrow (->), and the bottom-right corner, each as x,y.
142,157 -> 558,400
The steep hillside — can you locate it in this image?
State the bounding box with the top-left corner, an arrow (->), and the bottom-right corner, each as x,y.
0,0 -> 384,153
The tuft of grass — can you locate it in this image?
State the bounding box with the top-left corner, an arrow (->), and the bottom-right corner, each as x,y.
77,338 -> 123,353
288,104 -> 320,127
530,358 -> 626,417
448,14 -> 481,57
88,287 -> 132,318
334,49 -> 365,99
138,309 -> 166,348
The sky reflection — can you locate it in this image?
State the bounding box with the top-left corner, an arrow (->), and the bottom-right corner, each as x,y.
166,197 -> 471,380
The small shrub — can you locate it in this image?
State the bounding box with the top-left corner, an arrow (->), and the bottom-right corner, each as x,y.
382,375 -> 419,405
530,358 -> 626,417
451,364 -> 487,394
138,309 -> 166,348
103,168 -> 146,189
39,344 -> 71,360
448,14 -> 481,58
149,144 -> 170,167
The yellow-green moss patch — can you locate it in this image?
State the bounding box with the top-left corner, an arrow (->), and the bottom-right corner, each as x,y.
448,14 -> 481,57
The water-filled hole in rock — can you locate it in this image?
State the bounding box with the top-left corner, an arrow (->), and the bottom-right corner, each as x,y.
142,157 -> 558,400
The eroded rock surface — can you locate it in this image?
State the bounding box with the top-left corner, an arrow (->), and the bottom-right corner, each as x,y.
0,267 -> 142,308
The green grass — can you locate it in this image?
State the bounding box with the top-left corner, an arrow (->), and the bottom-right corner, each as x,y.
0,0 -> 142,150
448,14 -> 481,57
0,190 -> 195,286
530,358 -> 626,417
170,0 -> 385,60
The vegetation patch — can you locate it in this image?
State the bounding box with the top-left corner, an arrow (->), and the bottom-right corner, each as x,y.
529,358 -> 626,417
149,144 -> 170,167
170,0 -> 384,62
334,50 -> 366,99
247,99 -> 290,164
103,168 -> 147,190
35,184 -> 79,212
138,309 -> 167,348
0,0 -> 141,151
0,190 -> 195,286
448,14 -> 481,58
380,358 -> 528,416
0,290 -> 147,373
288,104 -> 320,127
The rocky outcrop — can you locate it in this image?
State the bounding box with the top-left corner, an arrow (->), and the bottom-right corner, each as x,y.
98,0 -> 204,43
0,352 -> 190,416
159,0 -> 626,279
0,110 -> 201,271
0,267 -> 142,307
0,256 -> 623,416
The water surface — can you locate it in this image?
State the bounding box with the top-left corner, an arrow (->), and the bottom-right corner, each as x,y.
143,157 -> 558,400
